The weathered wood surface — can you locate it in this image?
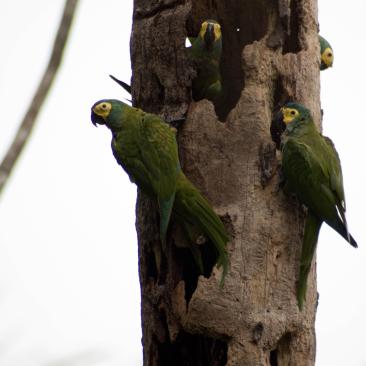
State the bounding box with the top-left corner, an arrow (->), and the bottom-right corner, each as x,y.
131,1 -> 320,364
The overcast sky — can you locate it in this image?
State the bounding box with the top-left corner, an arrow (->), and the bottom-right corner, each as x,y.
0,1 -> 365,365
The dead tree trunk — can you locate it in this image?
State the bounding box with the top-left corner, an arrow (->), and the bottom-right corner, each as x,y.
131,1 -> 320,365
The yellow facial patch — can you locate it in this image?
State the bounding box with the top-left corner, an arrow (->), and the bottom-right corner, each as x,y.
93,102 -> 112,120
199,21 -> 221,41
213,23 -> 221,40
199,21 -> 208,39
281,107 -> 300,124
321,47 -> 333,68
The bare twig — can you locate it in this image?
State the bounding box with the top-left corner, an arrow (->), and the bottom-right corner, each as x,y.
0,0 -> 79,196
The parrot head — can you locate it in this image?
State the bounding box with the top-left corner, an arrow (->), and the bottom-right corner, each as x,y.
199,19 -> 222,48
319,35 -> 333,70
91,99 -> 125,130
275,102 -> 312,130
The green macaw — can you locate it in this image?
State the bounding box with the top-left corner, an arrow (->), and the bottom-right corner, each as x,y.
277,102 -> 357,309
319,35 -> 334,70
189,19 -> 222,103
91,99 -> 229,283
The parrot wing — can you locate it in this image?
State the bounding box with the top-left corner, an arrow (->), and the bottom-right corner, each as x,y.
322,136 -> 346,210
320,136 -> 355,245
139,112 -> 181,245
112,133 -> 156,196
283,137 -> 357,247
282,138 -> 330,213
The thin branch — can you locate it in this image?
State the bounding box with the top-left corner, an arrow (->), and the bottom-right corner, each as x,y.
0,0 -> 79,196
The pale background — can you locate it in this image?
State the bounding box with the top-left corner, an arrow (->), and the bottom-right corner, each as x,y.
0,1 -> 364,365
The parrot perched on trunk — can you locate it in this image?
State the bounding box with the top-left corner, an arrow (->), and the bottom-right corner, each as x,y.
189,19 -> 222,103
91,99 -> 229,283
319,35 -> 334,70
276,102 -> 357,309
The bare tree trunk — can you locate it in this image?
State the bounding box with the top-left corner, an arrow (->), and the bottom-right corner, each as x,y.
131,0 -> 320,365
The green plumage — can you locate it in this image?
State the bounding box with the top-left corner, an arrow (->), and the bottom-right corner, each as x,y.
279,102 -> 357,309
91,99 -> 229,283
189,20 -> 222,103
319,35 -> 334,70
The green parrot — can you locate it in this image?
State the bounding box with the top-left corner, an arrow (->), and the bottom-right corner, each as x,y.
277,102 -> 357,309
189,19 -> 222,103
319,35 -> 334,70
91,99 -> 229,283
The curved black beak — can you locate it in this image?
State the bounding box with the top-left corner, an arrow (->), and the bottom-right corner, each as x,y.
204,23 -> 215,47
91,109 -> 105,127
270,109 -> 286,149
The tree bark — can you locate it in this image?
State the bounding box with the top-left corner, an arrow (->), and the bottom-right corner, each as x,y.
131,0 -> 320,365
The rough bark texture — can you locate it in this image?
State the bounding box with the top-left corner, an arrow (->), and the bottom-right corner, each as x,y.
131,0 -> 320,365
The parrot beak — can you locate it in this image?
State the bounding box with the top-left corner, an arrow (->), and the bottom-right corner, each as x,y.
204,23 -> 215,47
91,109 -> 105,127
270,108 -> 286,145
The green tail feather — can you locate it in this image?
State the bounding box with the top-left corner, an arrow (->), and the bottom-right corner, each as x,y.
175,174 -> 229,285
159,194 -> 175,248
297,212 -> 322,310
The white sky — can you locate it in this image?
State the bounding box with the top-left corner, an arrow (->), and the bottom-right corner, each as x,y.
0,1 -> 365,365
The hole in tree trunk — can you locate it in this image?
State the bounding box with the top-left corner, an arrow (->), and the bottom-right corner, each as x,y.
273,75 -> 291,109
282,0 -> 302,54
158,330 -> 228,366
270,332 -> 293,366
270,75 -> 289,149
188,0 -> 277,121
270,349 -> 278,366
173,240 -> 218,304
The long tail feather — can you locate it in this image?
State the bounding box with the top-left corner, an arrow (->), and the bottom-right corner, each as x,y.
297,212 -> 322,310
175,174 -> 229,285
159,194 -> 175,249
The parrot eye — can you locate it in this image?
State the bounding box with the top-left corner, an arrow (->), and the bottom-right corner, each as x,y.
291,110 -> 296,115
102,103 -> 107,109
327,52 -> 332,57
